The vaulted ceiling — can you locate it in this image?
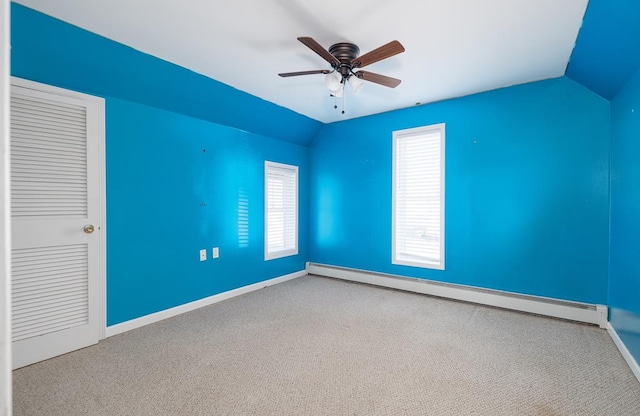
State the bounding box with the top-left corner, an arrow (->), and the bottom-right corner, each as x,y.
12,0 -> 640,123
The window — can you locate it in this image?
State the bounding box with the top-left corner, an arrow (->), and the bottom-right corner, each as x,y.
393,124 -> 445,269
265,161 -> 298,260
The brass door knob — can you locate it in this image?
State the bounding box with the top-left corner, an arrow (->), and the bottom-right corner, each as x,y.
83,224 -> 95,234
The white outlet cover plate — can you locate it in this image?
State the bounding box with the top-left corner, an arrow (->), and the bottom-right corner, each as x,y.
200,249 -> 206,261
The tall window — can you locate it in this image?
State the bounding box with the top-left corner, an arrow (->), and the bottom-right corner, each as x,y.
265,161 -> 298,260
393,124 -> 445,270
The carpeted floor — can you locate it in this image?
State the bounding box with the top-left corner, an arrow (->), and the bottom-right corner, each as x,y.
12,275 -> 640,415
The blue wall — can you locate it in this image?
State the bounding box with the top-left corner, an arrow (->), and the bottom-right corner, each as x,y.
610,66 -> 640,364
310,77 -> 611,304
11,3 -> 310,325
567,0 -> 640,100
106,99 -> 308,325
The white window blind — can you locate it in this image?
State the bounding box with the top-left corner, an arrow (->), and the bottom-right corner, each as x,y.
393,124 -> 445,269
265,161 -> 298,260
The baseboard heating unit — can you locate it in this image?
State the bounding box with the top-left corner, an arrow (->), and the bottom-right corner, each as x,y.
307,263 -> 608,328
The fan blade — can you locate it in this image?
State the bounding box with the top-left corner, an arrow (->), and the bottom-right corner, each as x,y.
355,71 -> 402,88
278,70 -> 331,77
351,40 -> 405,68
297,37 -> 341,67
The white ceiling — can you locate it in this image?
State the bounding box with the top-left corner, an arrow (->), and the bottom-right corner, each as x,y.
15,0 -> 588,124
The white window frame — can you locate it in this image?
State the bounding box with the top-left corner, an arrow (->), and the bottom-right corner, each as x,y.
392,123 -> 445,270
264,161 -> 298,261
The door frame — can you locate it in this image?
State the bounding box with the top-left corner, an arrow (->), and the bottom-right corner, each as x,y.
10,76 -> 107,341
1,0 -> 12,412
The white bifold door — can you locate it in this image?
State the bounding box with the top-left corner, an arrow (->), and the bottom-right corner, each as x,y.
10,78 -> 105,369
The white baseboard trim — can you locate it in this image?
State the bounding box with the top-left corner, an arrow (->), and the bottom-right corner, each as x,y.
607,323 -> 640,384
308,263 -> 608,327
105,270 -> 306,338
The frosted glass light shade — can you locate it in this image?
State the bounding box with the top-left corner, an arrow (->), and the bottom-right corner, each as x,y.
348,75 -> 364,94
325,72 -> 342,91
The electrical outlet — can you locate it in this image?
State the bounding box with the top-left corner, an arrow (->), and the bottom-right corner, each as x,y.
200,249 -> 207,261
212,247 -> 219,259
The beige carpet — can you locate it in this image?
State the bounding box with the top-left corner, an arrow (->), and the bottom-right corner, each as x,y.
13,275 -> 640,415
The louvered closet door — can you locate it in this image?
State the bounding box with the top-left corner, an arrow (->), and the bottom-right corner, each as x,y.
10,80 -> 104,369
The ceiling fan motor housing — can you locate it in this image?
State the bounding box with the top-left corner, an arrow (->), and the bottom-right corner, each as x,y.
329,43 -> 360,77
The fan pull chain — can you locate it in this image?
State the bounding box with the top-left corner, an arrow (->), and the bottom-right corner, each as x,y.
330,81 -> 346,114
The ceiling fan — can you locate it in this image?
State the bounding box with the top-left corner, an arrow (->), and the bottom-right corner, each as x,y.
279,37 -> 405,99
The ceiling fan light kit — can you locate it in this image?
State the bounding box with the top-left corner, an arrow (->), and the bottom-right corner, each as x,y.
279,37 -> 405,113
